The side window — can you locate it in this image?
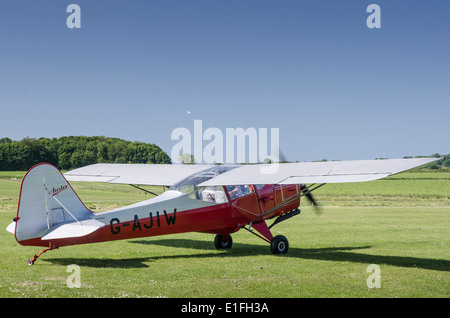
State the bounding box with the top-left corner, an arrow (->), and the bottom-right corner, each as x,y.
199,186 -> 228,204
226,185 -> 252,200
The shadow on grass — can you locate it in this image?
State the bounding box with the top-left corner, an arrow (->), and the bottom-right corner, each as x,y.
45,238 -> 450,272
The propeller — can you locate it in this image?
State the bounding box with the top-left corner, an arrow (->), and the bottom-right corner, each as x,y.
272,146 -> 323,213
300,184 -> 322,214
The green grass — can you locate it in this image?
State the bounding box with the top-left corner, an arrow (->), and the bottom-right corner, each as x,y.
0,171 -> 449,298
313,172 -> 450,207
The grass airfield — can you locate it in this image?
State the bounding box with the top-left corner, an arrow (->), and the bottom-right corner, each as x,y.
0,171 -> 448,298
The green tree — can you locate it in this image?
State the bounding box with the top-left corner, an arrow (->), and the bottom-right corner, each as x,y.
178,153 -> 195,164
0,136 -> 171,170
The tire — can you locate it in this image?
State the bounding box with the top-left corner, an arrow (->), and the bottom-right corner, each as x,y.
270,235 -> 289,254
214,234 -> 233,250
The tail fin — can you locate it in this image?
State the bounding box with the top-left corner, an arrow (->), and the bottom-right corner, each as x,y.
13,163 -> 96,246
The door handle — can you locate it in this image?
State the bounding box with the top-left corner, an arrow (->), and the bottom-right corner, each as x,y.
260,195 -> 274,202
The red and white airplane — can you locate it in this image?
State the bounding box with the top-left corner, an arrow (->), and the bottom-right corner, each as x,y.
6,157 -> 438,265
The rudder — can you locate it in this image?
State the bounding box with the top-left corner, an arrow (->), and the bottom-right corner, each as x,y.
13,163 -> 93,246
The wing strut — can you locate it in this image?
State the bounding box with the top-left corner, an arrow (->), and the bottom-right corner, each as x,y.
268,208 -> 301,229
240,223 -> 272,243
129,184 -> 159,196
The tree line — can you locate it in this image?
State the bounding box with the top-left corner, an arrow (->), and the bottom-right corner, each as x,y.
0,136 -> 447,171
0,136 -> 171,171
402,153 -> 450,171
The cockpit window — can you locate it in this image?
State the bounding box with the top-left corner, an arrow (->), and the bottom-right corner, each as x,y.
169,166 -> 237,203
198,186 -> 228,203
226,185 -> 253,200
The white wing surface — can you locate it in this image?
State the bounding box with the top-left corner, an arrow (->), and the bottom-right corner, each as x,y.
199,158 -> 440,186
64,163 -> 214,186
64,158 -> 439,187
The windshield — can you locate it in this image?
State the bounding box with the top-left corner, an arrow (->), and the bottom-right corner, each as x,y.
169,166 -> 237,203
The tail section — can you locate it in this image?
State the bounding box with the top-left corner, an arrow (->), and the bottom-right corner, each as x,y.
12,163 -> 98,246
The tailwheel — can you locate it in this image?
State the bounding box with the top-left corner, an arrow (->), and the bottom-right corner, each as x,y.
270,235 -> 289,254
214,234 -> 233,250
27,244 -> 57,265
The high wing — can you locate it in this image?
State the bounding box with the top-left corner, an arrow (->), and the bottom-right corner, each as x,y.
199,158 -> 440,186
64,158 -> 440,187
64,163 -> 214,186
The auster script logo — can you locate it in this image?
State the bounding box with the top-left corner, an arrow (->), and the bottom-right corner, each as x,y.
52,185 -> 68,196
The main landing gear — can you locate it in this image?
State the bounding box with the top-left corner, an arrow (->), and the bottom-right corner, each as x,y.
214,232 -> 289,255
214,234 -> 233,250
214,209 -> 300,255
270,235 -> 289,254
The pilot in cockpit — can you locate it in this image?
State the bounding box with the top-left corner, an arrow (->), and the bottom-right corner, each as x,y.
227,185 -> 244,199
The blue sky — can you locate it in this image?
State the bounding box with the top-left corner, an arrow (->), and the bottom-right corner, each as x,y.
0,0 -> 449,162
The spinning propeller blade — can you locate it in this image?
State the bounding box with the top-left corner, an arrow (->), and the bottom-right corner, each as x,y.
300,184 -> 322,214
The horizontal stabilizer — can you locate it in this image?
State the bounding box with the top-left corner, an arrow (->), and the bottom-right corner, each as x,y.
41,219 -> 105,241
6,222 -> 15,234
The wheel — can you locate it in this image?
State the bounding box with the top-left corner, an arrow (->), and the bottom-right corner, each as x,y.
270,235 -> 289,254
27,258 -> 35,266
214,234 -> 233,250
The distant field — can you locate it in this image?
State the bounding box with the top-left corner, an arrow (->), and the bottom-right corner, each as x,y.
314,172 -> 450,207
0,170 -> 448,298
